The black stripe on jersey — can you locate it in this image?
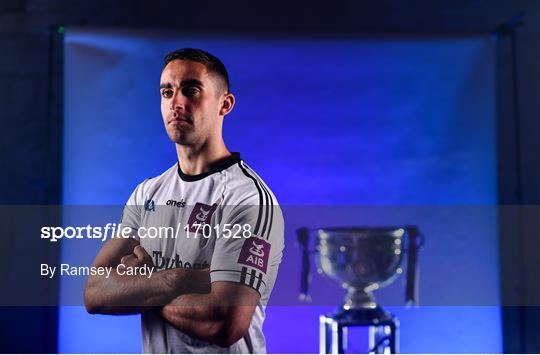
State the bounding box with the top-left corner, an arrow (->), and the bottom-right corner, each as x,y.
255,271 -> 264,292
256,173 -> 270,238
238,162 -> 266,236
243,268 -> 264,292
211,269 -> 267,292
249,269 -> 264,292
240,266 -> 248,284
243,162 -> 275,240
256,273 -> 263,291
248,269 -> 256,287
247,164 -> 274,239
240,161 -> 271,238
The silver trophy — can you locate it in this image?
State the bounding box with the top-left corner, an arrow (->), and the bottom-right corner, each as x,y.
297,226 -> 424,353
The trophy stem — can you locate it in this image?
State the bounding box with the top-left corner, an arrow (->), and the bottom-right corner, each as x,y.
343,286 -> 378,310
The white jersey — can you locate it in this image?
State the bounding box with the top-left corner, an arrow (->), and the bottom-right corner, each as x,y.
120,153 -> 284,354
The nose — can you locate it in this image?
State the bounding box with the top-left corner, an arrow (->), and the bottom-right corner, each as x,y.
170,90 -> 186,112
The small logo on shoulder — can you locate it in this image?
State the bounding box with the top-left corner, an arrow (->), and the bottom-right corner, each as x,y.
144,199 -> 155,212
238,237 -> 271,273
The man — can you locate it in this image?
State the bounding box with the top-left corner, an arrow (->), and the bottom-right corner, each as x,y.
84,48 -> 284,353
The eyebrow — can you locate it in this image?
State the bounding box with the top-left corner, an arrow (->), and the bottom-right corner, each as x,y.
159,79 -> 204,89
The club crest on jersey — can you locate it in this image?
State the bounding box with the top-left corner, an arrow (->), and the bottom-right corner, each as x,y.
187,202 -> 217,232
238,237 -> 271,273
144,199 -> 155,212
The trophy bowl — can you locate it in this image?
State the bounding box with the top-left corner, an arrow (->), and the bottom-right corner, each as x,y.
298,226 -> 422,311
316,227 -> 404,309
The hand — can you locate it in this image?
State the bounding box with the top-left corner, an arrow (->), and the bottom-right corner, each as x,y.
120,245 -> 154,268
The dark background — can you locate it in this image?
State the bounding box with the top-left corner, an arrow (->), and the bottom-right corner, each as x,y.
0,0 -> 538,352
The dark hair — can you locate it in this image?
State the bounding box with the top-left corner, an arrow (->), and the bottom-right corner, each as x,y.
163,48 -> 230,93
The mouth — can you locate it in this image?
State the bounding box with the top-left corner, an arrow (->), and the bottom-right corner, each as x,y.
168,115 -> 193,126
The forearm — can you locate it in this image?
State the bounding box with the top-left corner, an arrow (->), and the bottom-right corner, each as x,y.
160,283 -> 257,348
161,293 -> 230,345
84,267 -> 210,315
85,268 -> 179,314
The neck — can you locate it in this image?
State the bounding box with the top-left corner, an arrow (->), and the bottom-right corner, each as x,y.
176,138 -> 231,176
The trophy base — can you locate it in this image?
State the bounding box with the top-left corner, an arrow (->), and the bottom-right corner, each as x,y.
343,289 -> 378,310
321,307 -> 399,354
333,306 -> 395,325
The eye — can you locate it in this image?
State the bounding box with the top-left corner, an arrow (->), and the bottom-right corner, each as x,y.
182,86 -> 201,97
161,89 -> 173,99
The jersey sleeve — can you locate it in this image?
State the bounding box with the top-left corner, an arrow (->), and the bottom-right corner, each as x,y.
210,195 -> 284,296
119,180 -> 148,241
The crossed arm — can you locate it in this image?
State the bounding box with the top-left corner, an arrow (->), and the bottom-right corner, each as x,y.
84,237 -> 259,347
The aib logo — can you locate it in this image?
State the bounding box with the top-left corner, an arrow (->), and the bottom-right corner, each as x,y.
187,202 -> 217,232
238,237 -> 271,273
196,206 -> 212,222
144,199 -> 155,212
249,241 -> 265,257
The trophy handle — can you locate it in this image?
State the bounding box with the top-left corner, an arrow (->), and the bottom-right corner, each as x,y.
296,227 -> 312,301
404,226 -> 425,307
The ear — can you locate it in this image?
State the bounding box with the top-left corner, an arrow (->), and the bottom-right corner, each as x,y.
219,92 -> 235,116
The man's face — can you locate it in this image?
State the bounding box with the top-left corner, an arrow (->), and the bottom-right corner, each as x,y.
160,60 -> 226,146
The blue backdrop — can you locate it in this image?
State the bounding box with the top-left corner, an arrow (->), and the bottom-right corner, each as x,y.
61,29 -> 501,353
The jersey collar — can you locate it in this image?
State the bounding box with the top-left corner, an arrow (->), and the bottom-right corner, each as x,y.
177,152 -> 241,182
